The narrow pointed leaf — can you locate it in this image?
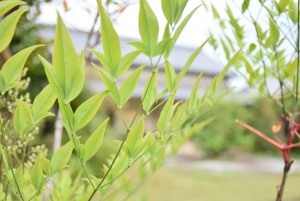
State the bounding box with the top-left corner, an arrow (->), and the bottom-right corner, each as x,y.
174,37 -> 209,89
116,51 -> 141,78
175,0 -> 189,23
119,65 -> 144,106
39,55 -> 65,101
142,71 -> 157,113
89,49 -> 110,74
74,91 -> 107,131
2,45 -> 42,89
31,159 -> 44,190
165,60 -> 176,92
51,142 -> 73,174
97,0 -> 121,77
13,100 -> 33,136
0,1 -> 26,17
53,14 -> 83,103
58,99 -> 74,131
41,155 -> 52,176
0,8 -> 28,52
139,0 -> 159,56
161,0 -> 177,24
83,118 -> 109,163
95,65 -> 120,106
242,0 -> 250,13
188,72 -> 203,112
157,95 -> 175,133
32,85 -> 57,123
124,117 -> 144,157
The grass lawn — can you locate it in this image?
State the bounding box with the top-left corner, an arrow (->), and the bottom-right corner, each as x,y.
132,165 -> 300,201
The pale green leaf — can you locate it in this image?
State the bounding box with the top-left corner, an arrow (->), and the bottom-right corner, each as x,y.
0,8 -> 28,53
31,158 -> 44,190
174,0 -> 189,23
39,55 -> 65,101
32,85 -> 57,123
124,117 -> 144,157
53,14 -> 84,103
139,0 -> 159,56
242,0 -> 250,13
95,65 -> 120,106
165,60 -> 176,92
174,37 -> 209,89
13,100 -> 33,136
41,155 -> 52,176
83,118 -> 109,163
127,41 -> 148,55
119,65 -> 144,107
164,6 -> 200,58
288,1 -> 298,23
51,142 -> 73,174
73,91 -> 107,131
157,95 -> 175,133
161,0 -> 177,25
152,39 -> 171,57
97,0 -> 121,77
0,0 -> 25,17
188,72 -> 203,112
285,57 -> 297,77
116,51 -> 141,78
89,49 -> 111,75
142,71 -> 157,113
1,45 -> 42,92
58,99 -> 74,131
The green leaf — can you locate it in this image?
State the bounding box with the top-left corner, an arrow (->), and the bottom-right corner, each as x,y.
152,39 -> 171,57
164,6 -> 200,58
53,14 -> 84,103
157,95 -> 175,133
161,0 -> 177,25
139,0 -> 159,56
119,65 -> 145,107
116,51 -> 141,78
288,1 -> 298,23
266,18 -> 280,46
0,145 -> 9,172
31,158 -> 44,190
124,117 -> 144,158
165,60 -> 176,93
58,99 -> 74,131
51,142 -> 73,174
39,55 -> 65,101
127,41 -> 148,55
0,7 -> 28,53
242,0 -> 250,13
174,0 -> 189,23
32,85 -> 57,123
95,65 -> 120,106
13,100 -> 33,136
83,118 -> 109,163
73,91 -> 107,131
97,0 -> 121,77
41,155 -> 52,176
188,72 -> 203,112
174,37 -> 209,89
0,0 -> 26,17
285,57 -> 298,77
142,71 -> 157,113
1,45 -> 42,93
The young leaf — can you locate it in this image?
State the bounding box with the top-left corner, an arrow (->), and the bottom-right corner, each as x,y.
39,55 -> 65,101
97,0 -> 121,77
58,99 -> 74,131
119,65 -> 144,107
13,100 -> 33,136
142,71 -> 157,113
1,45 -> 42,92
53,14 -> 84,103
139,0 -> 159,56
32,85 -> 57,123
95,66 -> 120,106
174,0 -> 189,23
51,142 -> 73,174
0,0 -> 26,17
83,118 -> 109,163
174,37 -> 210,89
73,91 -> 107,131
0,7 -> 28,53
164,6 -> 200,58
161,0 -> 177,25
89,49 -> 111,75
124,117 -> 144,158
41,155 -> 52,176
188,72 -> 203,113
31,158 -> 44,190
116,51 -> 141,78
165,60 -> 176,93
157,95 -> 175,133
242,0 -> 250,13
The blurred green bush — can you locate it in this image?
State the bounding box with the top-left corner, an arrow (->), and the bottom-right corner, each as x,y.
192,98 -> 280,156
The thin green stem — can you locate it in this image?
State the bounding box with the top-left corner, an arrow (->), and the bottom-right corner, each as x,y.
119,109 -> 128,130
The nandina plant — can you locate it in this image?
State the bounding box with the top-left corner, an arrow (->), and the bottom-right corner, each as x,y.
205,0 -> 300,200
0,0 -> 239,200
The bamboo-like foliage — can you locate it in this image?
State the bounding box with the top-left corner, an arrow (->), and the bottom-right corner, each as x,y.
0,0 -> 238,200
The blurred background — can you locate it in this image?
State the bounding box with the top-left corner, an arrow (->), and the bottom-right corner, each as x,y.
2,0 -> 300,200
